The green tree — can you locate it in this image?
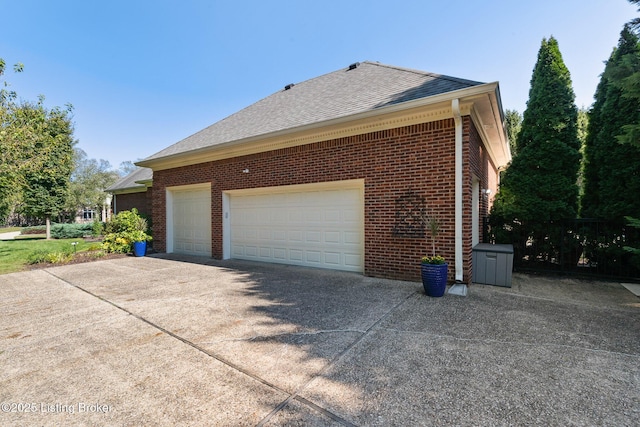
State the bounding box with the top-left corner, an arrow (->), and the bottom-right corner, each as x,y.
492,36 -> 580,223
66,148 -> 119,220
0,59 -> 25,222
1,59 -> 77,230
605,1 -> 640,147
504,109 -> 522,157
19,99 -> 75,238
581,25 -> 640,219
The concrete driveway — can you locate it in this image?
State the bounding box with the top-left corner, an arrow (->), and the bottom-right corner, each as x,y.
1,255 -> 639,426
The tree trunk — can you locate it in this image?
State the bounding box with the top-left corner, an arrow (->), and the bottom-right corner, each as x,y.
46,216 -> 51,240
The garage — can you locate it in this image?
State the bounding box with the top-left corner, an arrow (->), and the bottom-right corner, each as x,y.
167,184 -> 212,257
224,180 -> 364,272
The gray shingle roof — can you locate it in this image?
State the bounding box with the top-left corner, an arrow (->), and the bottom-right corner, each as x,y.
143,61 -> 483,161
106,167 -> 152,192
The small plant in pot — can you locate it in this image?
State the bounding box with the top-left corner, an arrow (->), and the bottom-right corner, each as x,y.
421,212 -> 448,297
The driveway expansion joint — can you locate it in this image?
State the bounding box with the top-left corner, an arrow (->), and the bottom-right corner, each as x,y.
43,269 -> 361,426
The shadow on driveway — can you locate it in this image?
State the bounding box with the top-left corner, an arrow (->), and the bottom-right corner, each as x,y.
1,254 -> 639,426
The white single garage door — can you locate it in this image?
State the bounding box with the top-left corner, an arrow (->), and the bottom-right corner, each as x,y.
169,185 -> 212,257
227,181 -> 364,272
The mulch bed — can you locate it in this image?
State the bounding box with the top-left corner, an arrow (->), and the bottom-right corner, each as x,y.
26,251 -> 129,270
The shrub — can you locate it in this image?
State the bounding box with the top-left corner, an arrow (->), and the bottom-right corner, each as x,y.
27,249 -> 49,264
27,247 -> 73,265
44,251 -> 73,264
87,243 -> 103,251
88,250 -> 107,259
92,220 -> 104,237
51,223 -> 94,239
102,209 -> 152,254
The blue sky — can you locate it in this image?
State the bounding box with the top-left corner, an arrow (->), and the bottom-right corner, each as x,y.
0,0 -> 636,170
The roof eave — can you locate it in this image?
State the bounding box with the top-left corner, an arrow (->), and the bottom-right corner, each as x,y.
137,82 -> 508,171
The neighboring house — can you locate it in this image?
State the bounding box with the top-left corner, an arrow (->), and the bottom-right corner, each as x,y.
136,61 -> 510,283
105,167 -> 153,217
74,207 -> 98,224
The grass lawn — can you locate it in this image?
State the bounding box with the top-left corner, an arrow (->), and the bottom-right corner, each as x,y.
0,238 -> 98,275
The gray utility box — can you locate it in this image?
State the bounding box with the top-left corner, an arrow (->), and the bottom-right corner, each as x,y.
472,243 -> 514,287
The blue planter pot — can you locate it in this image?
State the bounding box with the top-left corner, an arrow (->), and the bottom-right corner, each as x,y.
133,241 -> 147,257
421,263 -> 448,297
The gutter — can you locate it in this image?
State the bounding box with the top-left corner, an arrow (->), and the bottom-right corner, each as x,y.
452,98 -> 463,282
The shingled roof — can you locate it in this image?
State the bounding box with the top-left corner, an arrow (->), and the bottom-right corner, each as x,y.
106,167 -> 152,193
142,61 -> 484,162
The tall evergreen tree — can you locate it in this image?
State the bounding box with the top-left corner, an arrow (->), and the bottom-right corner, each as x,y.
581,25 -> 640,219
492,36 -> 580,223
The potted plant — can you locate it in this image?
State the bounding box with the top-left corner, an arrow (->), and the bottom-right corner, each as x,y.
421,212 -> 448,297
129,229 -> 152,257
130,215 -> 152,257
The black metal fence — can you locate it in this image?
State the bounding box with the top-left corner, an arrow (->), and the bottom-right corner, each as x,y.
484,218 -> 640,281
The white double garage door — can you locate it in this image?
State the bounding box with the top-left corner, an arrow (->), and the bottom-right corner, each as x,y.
167,180 -> 364,273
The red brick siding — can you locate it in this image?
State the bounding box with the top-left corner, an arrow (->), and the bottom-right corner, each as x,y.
153,117 -> 496,282
114,190 -> 152,217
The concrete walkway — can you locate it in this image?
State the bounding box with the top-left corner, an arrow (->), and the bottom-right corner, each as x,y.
0,231 -> 20,240
1,255 -> 639,426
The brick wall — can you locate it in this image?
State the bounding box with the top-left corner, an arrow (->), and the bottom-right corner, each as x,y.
153,117 -> 496,282
114,190 -> 152,217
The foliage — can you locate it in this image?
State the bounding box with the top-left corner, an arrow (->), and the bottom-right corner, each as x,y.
421,255 -> 446,265
50,223 -> 94,239
421,210 -> 443,259
1,58 -> 78,232
102,208 -> 152,253
576,107 -> 589,210
0,238 -> 94,274
504,109 -> 522,157
20,223 -> 93,238
623,217 -> 640,263
92,219 -> 104,237
65,148 -> 119,220
27,248 -> 73,265
582,25 -> 640,219
19,100 -> 75,236
605,1 -> 640,148
492,37 -> 580,231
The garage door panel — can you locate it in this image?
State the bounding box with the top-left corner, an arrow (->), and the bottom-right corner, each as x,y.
171,187 -> 211,257
230,184 -> 363,272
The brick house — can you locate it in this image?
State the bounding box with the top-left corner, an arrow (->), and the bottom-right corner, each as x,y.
136,62 -> 510,283
105,167 -> 153,217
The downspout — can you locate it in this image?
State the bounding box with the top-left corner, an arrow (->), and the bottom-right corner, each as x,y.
452,99 -> 463,282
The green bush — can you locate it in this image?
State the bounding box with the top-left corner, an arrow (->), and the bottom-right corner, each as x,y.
103,209 -> 152,254
27,247 -> 73,264
51,223 -> 94,239
91,220 -> 105,237
27,249 -> 49,264
22,223 -> 94,238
